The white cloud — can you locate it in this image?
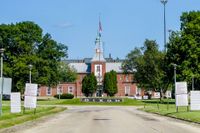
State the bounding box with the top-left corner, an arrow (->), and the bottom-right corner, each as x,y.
54,22 -> 73,29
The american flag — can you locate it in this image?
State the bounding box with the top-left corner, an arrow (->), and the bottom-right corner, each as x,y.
99,20 -> 102,33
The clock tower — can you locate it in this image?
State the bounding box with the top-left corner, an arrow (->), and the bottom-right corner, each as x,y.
91,20 -> 106,96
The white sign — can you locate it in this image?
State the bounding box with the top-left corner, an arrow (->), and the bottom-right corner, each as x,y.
24,96 -> 37,108
11,93 -> 21,113
154,92 -> 160,99
135,96 -> 142,100
25,83 -> 38,96
0,78 -> 12,95
190,91 -> 200,111
176,94 -> 188,106
166,91 -> 172,98
143,95 -> 148,99
24,83 -> 38,109
176,82 -> 187,94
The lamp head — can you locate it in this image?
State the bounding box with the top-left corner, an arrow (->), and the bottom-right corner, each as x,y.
0,48 -> 4,54
172,63 -> 177,68
0,48 -> 4,57
29,64 -> 33,69
161,0 -> 168,4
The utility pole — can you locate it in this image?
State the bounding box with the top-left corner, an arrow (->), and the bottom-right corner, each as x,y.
0,48 -> 4,116
161,0 -> 168,52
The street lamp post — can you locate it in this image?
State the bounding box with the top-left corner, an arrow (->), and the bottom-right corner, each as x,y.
173,63 -> 177,112
192,75 -> 194,91
29,64 -> 33,84
0,48 -> 4,116
161,0 -> 168,52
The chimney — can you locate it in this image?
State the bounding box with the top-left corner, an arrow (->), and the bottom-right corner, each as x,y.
109,53 -> 112,58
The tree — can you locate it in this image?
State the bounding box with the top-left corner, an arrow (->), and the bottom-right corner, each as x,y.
0,21 -> 43,92
166,11 -> 200,90
0,21 -> 69,92
122,39 -> 166,95
36,33 -> 68,87
82,73 -> 97,97
104,70 -> 118,97
58,62 -> 77,83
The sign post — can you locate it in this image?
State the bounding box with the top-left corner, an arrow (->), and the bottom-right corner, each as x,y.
154,92 -> 160,109
166,91 -> 171,110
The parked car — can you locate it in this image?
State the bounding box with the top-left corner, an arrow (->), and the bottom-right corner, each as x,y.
3,94 -> 10,100
127,96 -> 136,99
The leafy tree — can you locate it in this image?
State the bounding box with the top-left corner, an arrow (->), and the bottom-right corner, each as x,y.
0,21 -> 69,92
122,39 -> 166,96
58,62 -> 77,83
36,33 -> 68,87
0,21 -> 42,92
122,48 -> 141,73
82,73 -> 97,97
166,11 -> 200,90
104,70 -> 118,97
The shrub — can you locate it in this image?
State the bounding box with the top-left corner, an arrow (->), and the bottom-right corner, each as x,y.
54,93 -> 74,99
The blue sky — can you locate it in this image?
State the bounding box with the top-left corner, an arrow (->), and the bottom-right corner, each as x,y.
0,0 -> 200,59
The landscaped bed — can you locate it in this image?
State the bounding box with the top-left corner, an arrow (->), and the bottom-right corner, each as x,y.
37,98 -> 144,106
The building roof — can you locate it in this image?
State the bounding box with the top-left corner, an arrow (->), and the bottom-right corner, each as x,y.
66,58 -> 124,63
69,63 -> 90,73
106,62 -> 123,73
65,57 -> 129,73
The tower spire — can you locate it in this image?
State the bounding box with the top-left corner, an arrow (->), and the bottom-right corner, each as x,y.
91,16 -> 105,62
99,14 -> 102,37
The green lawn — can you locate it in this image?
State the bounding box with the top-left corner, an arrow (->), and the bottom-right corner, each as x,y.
37,98 -> 144,106
140,100 -> 200,123
0,106 -> 66,129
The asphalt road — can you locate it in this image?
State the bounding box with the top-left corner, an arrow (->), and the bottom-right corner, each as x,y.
6,106 -> 200,133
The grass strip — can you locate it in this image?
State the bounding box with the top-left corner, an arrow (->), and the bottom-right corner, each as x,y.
0,106 -> 66,129
140,103 -> 200,123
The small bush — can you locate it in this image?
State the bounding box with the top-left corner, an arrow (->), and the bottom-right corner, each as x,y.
54,93 -> 74,99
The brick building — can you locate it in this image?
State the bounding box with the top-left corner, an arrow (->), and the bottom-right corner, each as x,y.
39,23 -> 142,97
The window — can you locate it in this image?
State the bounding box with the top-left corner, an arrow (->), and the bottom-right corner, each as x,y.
126,75 -> 129,82
97,65 -> 100,72
120,75 -> 122,81
57,86 -> 63,94
46,87 -> 52,95
125,86 -> 130,96
136,87 -> 141,95
68,86 -> 74,94
95,64 -> 102,77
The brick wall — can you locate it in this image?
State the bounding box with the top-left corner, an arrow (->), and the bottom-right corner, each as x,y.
39,73 -> 137,97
